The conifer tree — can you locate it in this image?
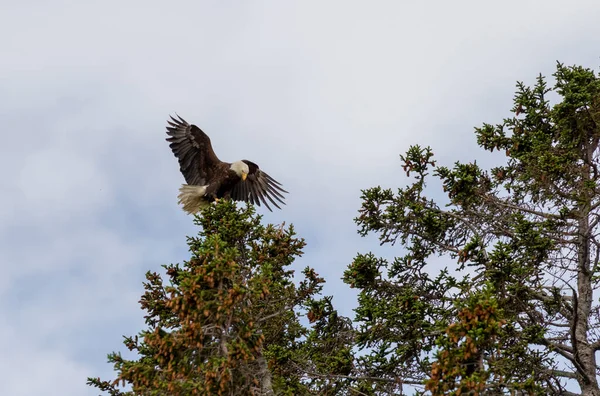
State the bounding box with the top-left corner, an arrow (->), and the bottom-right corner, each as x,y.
345,62 -> 600,395
88,201 -> 351,395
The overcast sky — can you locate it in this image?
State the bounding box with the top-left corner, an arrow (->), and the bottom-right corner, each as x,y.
2,1 -> 600,395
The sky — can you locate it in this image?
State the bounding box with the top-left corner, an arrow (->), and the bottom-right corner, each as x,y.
2,1 -> 600,394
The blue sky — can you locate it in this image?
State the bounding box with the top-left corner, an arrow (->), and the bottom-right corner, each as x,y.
2,1 -> 600,394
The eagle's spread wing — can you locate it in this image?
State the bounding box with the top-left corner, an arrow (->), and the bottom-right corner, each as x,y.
231,170 -> 288,212
165,115 -> 221,185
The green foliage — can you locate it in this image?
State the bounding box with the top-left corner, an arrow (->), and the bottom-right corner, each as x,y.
426,284 -> 503,395
348,62 -> 600,394
88,201 -> 346,395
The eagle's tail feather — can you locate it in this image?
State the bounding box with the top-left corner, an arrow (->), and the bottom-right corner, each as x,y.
178,184 -> 210,214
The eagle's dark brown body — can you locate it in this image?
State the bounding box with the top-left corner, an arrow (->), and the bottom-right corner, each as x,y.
165,115 -> 287,214
204,165 -> 241,201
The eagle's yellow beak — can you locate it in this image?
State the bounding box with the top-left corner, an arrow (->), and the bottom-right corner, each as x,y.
242,173 -> 247,181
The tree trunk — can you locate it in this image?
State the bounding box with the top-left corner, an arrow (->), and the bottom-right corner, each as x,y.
257,354 -> 275,396
575,144 -> 599,395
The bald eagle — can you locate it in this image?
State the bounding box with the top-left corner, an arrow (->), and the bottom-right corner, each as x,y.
165,115 -> 288,214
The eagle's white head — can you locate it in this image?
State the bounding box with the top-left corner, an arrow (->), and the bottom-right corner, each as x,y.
230,160 -> 250,181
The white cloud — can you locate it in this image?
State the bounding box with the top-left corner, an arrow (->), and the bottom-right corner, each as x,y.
0,330 -> 93,396
19,145 -> 110,217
